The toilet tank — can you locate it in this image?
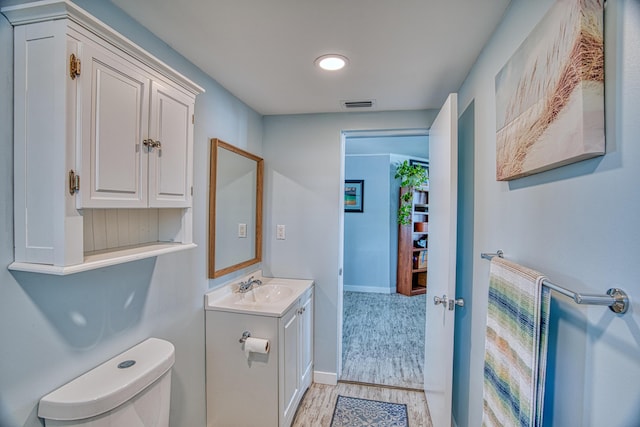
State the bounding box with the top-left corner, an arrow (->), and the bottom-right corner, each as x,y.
38,338 -> 175,427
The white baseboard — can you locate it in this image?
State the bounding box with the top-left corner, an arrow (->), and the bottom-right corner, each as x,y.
313,371 -> 337,385
343,285 -> 392,294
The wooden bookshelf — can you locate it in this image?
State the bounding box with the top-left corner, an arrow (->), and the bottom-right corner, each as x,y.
397,186 -> 429,296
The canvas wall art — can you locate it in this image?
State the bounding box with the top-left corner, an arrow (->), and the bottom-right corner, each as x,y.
495,0 -> 604,181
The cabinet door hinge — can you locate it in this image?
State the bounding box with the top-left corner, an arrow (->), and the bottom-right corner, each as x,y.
68,170 -> 80,195
69,54 -> 81,80
191,186 -> 193,196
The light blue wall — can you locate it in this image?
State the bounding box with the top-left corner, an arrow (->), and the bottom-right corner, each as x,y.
456,0 -> 640,425
0,1 -> 262,426
344,155 -> 393,293
262,111 -> 436,376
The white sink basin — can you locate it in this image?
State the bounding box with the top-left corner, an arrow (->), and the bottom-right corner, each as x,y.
232,285 -> 293,306
205,275 -> 314,317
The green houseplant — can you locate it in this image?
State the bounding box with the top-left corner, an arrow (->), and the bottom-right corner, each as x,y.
395,160 -> 428,225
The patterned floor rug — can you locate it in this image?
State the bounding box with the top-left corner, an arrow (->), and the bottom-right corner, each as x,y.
330,395 -> 409,427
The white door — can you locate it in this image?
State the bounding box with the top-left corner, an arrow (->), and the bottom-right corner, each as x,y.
280,304 -> 300,427
424,93 -> 459,427
80,42 -> 149,208
299,290 -> 314,391
148,80 -> 194,207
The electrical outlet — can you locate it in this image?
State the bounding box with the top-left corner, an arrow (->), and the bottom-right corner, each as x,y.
276,224 -> 286,240
238,223 -> 247,238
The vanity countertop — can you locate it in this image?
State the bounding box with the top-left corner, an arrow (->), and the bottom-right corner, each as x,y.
205,272 -> 313,317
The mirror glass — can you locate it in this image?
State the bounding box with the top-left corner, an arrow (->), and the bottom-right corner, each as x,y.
209,138 -> 263,278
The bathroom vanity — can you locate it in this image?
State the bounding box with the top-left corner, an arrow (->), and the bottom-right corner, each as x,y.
205,273 -> 313,427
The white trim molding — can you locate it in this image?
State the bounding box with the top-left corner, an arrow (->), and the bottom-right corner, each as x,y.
313,371 -> 338,386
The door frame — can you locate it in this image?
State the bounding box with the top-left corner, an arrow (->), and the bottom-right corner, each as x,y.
337,127 -> 429,377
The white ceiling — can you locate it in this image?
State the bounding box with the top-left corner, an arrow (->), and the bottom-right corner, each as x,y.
110,0 -> 511,115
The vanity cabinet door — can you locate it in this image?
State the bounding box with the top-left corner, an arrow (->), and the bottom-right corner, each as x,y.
280,303 -> 300,427
79,41 -> 150,208
148,80 -> 194,207
299,290 -> 313,391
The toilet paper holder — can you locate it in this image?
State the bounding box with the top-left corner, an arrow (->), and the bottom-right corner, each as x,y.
239,331 -> 251,343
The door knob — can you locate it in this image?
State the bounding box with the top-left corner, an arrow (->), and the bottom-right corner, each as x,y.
448,298 -> 465,311
434,295 -> 448,306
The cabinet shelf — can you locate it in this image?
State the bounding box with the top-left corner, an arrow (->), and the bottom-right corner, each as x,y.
409,285 -> 427,296
8,242 -> 196,275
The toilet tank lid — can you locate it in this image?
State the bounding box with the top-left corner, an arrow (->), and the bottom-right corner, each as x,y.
38,337 -> 175,421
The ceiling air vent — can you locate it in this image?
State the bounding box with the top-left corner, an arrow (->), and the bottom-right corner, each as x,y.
341,99 -> 376,110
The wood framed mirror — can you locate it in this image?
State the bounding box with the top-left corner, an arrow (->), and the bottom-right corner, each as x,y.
209,138 -> 263,278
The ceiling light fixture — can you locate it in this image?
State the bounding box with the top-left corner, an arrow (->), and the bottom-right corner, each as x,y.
315,54 -> 348,71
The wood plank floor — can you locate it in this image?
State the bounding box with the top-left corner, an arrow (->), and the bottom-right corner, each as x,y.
341,291 -> 426,389
292,382 -> 433,427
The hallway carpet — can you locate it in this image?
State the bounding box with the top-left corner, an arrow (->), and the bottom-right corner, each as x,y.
341,291 -> 426,389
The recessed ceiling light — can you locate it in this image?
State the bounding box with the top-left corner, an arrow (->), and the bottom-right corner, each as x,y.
315,54 -> 348,71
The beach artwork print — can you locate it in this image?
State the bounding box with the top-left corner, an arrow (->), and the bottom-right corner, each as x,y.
495,0 -> 604,181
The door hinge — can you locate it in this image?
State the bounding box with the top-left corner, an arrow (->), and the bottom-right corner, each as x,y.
68,169 -> 80,195
192,114 -> 194,124
191,186 -> 193,196
69,54 -> 81,80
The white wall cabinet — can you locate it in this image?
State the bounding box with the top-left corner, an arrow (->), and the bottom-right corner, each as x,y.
2,0 -> 203,275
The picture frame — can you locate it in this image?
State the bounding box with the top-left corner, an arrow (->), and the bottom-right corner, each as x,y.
344,180 -> 364,212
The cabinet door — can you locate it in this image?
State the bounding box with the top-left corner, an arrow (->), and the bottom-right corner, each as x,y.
148,81 -> 194,207
299,290 -> 313,392
79,42 -> 150,208
280,304 -> 300,427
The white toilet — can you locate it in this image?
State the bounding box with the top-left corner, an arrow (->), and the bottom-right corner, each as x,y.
38,338 -> 175,427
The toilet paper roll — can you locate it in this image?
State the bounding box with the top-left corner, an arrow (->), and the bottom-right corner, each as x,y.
244,337 -> 270,358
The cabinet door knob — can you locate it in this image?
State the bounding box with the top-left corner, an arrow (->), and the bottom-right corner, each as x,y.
143,139 -> 161,150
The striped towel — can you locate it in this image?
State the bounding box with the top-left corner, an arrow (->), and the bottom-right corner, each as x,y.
482,257 -> 551,427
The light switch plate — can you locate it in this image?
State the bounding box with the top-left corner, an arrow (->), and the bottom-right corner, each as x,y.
276,224 -> 285,240
238,223 -> 247,238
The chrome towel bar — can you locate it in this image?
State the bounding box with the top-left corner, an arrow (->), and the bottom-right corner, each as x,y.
481,250 -> 629,314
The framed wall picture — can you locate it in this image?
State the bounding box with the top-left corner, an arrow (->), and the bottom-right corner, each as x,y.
344,180 -> 364,212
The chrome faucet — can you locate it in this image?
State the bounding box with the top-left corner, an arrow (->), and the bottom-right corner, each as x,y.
237,276 -> 262,293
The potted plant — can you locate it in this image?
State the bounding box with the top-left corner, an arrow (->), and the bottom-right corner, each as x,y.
395,160 -> 428,225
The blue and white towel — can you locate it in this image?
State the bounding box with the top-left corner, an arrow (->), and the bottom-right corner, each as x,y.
482,257 -> 551,427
